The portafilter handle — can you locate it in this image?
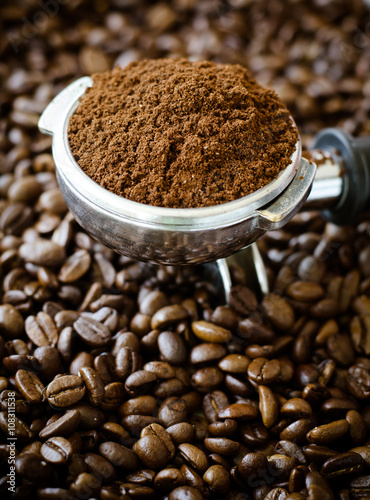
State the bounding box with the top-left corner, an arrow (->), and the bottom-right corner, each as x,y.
305,128 -> 370,224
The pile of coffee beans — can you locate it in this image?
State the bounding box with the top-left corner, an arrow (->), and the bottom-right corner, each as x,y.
1,0 -> 370,499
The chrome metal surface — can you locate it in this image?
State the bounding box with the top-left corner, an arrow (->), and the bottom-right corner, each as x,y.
304,150 -> 343,210
39,77 -> 316,265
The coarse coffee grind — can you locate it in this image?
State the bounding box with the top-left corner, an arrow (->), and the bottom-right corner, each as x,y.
68,58 -> 298,208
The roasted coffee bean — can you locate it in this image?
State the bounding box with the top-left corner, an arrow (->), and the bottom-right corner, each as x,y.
158,397 -> 188,428
73,316 -> 111,347
133,434 -> 170,469
99,441 -> 139,470
202,391 -> 229,423
238,317 -> 275,344
203,464 -> 230,494
0,410 -> 33,441
229,285 -> 257,315
248,357 -> 281,384
25,312 -> 58,347
191,366 -> 224,392
178,443 -> 209,474
158,331 -> 187,365
262,294 -> 295,331
281,398 -> 312,419
14,369 -> 44,404
218,402 -> 258,422
15,452 -> 52,481
58,249 -> 91,282
84,452 -> 117,483
0,304 -> 24,338
259,385 -> 279,428
125,370 -> 157,397
119,395 -> 157,418
307,419 -> 349,445
208,419 -> 238,437
190,343 -> 227,364
45,375 -> 85,408
169,486 -> 204,500
321,452 -> 364,478
19,239 -> 66,267
204,437 -> 240,456
39,409 -> 80,439
191,320 -> 232,343
154,467 -> 185,494
238,452 -> 269,483
167,422 -> 195,445
78,366 -> 105,406
40,436 -> 73,464
218,354 -> 251,373
350,475 -> 370,498
151,304 -> 188,330
141,422 -> 175,460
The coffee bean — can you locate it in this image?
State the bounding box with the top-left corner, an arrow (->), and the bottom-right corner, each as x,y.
58,249 -> 91,282
238,452 -> 268,483
204,437 -> 240,456
218,354 -> 251,373
41,436 -> 73,464
350,475 -> 370,498
99,441 -> 139,470
191,320 -> 232,343
248,357 -> 281,385
0,304 -> 24,338
45,375 -> 85,408
203,464 -> 230,494
39,409 -> 80,439
321,452 -> 364,478
167,422 -> 195,445
154,467 -> 185,494
19,239 -> 66,266
15,369 -> 44,404
125,370 -> 157,397
15,452 -> 52,481
151,304 -> 188,330
229,285 -> 258,315
178,443 -> 208,473
133,434 -> 170,469
191,366 -> 224,392
305,471 -> 335,500
158,397 -> 188,427
218,403 -> 258,422
25,312 -> 58,347
286,281 -> 325,302
73,317 -> 111,347
78,366 -> 104,406
169,486 -> 204,500
281,398 -> 312,419
306,419 -> 349,445
262,294 -> 295,331
84,452 -> 117,482
190,343 -> 227,364
141,422 -> 175,459
158,331 -> 187,365
119,395 -> 157,418
259,385 -> 279,428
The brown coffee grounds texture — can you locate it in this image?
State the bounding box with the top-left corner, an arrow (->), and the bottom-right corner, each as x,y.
68,58 -> 298,208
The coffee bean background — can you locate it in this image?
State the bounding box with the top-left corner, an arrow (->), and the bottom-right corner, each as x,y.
1,0 -> 370,499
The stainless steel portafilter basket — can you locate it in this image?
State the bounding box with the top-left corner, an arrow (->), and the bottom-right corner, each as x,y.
39,77 -> 316,266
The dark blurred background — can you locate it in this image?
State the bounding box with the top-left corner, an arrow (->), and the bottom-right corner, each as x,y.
1,0 -> 370,157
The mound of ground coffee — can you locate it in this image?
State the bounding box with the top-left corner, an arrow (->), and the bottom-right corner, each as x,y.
68,58 -> 298,208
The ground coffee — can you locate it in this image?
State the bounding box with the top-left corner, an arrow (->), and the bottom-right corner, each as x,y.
68,58 -> 298,208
